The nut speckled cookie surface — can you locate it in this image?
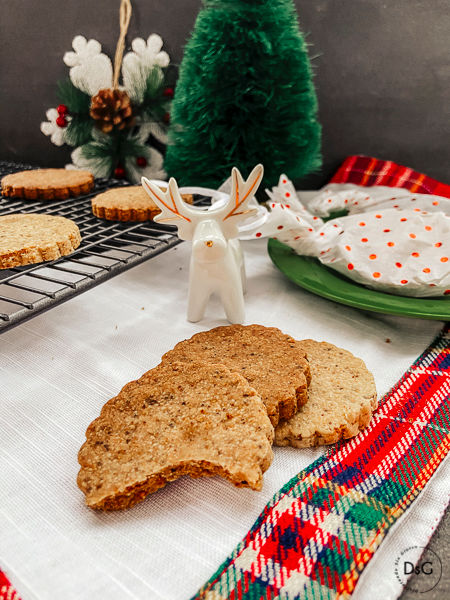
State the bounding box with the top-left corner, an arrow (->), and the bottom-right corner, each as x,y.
275,340 -> 377,448
1,169 -> 94,200
91,185 -> 193,221
162,324 -> 311,426
0,213 -> 82,269
77,361 -> 274,510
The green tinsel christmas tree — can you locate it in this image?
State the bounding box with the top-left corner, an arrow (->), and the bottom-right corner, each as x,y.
165,0 -> 321,189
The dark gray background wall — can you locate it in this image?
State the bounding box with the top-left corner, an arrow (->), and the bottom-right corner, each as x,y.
1,0 -> 449,187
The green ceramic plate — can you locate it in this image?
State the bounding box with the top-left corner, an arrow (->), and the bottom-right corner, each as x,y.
268,239 -> 450,321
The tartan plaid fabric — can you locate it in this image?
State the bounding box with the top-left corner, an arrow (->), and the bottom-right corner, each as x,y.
194,325 -> 450,600
193,156 -> 450,599
0,570 -> 20,600
330,155 -> 450,199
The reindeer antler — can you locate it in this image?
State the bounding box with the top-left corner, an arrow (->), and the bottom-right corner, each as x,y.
223,164 -> 264,221
141,178 -> 190,222
142,177 -> 199,240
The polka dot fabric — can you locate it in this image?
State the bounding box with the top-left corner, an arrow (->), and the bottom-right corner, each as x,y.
314,208 -> 450,297
266,174 -> 323,228
308,183 -> 450,218
259,176 -> 450,298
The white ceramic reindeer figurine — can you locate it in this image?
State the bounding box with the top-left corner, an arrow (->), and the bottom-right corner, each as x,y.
141,164 -> 264,323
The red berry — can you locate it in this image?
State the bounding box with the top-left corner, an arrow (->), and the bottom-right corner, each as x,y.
163,87 -> 174,98
57,104 -> 68,115
56,115 -> 67,128
114,165 -> 126,179
163,112 -> 170,124
136,156 -> 147,168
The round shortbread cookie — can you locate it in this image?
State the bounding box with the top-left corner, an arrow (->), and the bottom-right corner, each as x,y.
0,213 -> 82,269
78,361 -> 274,510
274,340 -> 377,448
91,185 -> 193,221
1,169 -> 94,200
162,324 -> 311,427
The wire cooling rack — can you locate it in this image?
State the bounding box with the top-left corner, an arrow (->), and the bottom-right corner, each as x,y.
0,161 -> 183,333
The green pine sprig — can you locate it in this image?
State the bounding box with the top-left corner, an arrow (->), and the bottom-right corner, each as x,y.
57,78 -> 91,114
79,129 -> 150,177
137,67 -> 169,122
57,79 -> 92,146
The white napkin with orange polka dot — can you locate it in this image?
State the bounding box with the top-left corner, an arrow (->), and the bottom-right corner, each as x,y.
307,182 -> 450,217
253,176 -> 450,298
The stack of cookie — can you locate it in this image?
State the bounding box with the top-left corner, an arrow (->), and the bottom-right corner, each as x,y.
78,324 -> 377,511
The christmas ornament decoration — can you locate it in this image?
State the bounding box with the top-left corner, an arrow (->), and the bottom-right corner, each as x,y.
251,174 -> 450,297
164,0 -> 321,189
40,0 -> 172,182
142,164 -> 264,323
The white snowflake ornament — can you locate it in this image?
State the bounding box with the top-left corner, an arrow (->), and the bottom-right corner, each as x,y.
63,36 -> 113,96
125,147 -> 165,183
127,34 -> 170,67
40,108 -> 69,146
122,34 -> 170,103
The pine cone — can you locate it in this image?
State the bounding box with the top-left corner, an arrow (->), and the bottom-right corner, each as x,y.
90,89 -> 134,133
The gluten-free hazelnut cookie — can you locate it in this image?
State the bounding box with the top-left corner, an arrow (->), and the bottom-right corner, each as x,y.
275,340 -> 377,448
91,185 -> 193,222
1,169 -> 94,200
77,361 -> 274,510
0,213 -> 81,269
162,324 -> 311,427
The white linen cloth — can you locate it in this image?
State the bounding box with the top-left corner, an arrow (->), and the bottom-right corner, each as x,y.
0,239 -> 447,600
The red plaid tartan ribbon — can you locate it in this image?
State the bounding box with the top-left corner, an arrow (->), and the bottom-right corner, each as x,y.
330,155 -> 450,198
193,325 -> 449,599
0,570 -> 20,600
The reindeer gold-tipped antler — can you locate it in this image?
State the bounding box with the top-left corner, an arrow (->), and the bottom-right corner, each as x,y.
141,177 -> 198,240
223,164 -> 264,221
141,177 -> 192,223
